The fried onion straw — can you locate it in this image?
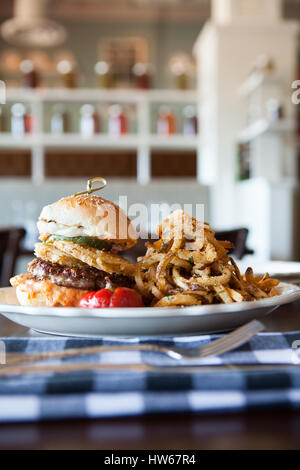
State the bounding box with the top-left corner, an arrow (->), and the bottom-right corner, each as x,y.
135,210 -> 279,307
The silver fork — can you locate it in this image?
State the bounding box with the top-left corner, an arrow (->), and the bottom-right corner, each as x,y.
3,320 -> 264,369
163,320 -> 264,360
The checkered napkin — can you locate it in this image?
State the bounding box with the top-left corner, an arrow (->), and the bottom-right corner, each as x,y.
1,332 -> 300,422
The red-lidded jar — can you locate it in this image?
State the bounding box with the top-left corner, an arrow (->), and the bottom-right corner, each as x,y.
132,63 -> 151,90
183,105 -> 198,135
11,103 -> 32,136
108,105 -> 128,135
157,106 -> 176,136
20,60 -> 40,89
80,104 -> 100,137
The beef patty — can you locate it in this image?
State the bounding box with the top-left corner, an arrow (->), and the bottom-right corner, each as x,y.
28,258 -> 134,291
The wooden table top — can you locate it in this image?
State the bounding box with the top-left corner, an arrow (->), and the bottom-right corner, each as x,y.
0,300 -> 300,450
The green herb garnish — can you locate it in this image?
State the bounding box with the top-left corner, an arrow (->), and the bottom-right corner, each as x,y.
213,290 -> 225,297
188,257 -> 194,264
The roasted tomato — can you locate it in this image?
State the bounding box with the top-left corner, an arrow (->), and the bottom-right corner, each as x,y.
109,287 -> 144,308
79,289 -> 112,308
79,287 -> 144,308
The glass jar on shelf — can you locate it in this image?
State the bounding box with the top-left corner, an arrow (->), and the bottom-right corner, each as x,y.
20,60 -> 40,89
24,110 -> 32,134
183,105 -> 198,135
108,105 -> 128,136
95,61 -> 114,89
11,103 -> 32,136
157,106 -> 176,136
79,104 -> 100,137
170,63 -> 188,90
57,60 -> 77,88
50,104 -> 69,135
132,63 -> 151,89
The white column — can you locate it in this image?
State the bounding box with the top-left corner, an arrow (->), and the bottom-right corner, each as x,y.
31,145 -> 45,185
137,97 -> 151,185
211,0 -> 283,25
31,94 -> 45,184
194,4 -> 299,229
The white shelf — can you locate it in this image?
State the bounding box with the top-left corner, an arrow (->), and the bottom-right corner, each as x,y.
237,119 -> 295,143
0,133 -> 198,150
1,87 -> 201,185
0,134 -> 37,149
147,135 -> 198,150
5,88 -> 197,104
42,134 -> 139,149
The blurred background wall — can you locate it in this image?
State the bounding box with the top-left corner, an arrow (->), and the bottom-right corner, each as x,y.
0,0 -> 300,272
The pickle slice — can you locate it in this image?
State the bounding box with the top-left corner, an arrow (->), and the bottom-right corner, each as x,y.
46,235 -> 112,251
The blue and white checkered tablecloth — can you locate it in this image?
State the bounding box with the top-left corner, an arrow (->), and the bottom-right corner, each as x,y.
0,331 -> 300,422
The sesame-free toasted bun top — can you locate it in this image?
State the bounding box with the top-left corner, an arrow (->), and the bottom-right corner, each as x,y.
37,195 -> 137,250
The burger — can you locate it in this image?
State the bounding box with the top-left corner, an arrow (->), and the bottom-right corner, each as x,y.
10,194 -> 137,307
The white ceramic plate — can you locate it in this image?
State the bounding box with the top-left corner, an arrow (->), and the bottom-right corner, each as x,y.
0,283 -> 299,337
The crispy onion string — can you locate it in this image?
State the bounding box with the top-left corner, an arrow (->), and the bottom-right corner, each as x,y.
134,210 -> 280,307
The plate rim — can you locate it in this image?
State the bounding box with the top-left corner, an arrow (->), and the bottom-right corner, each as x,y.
0,282 -> 299,319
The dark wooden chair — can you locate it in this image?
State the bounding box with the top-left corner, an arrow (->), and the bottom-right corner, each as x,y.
0,228 -> 26,287
215,228 -> 254,260
124,228 -> 254,263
